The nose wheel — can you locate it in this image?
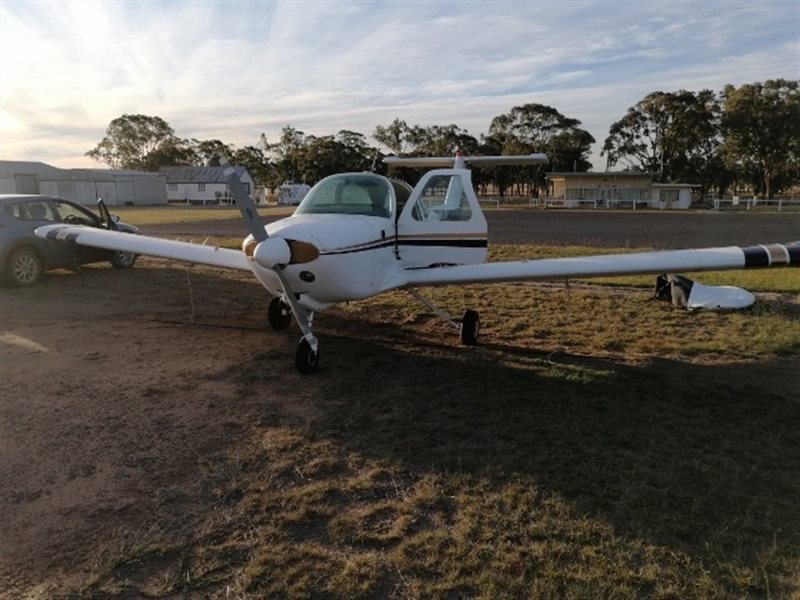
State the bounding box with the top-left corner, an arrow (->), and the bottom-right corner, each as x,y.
295,337 -> 320,374
267,290 -> 320,374
267,297 -> 292,330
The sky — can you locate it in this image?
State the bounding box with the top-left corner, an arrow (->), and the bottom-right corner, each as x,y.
1,0 -> 798,171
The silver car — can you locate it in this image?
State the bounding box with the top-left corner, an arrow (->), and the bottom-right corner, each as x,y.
0,194 -> 140,286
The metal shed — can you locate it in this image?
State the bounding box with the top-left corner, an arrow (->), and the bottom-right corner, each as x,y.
0,160 -> 167,206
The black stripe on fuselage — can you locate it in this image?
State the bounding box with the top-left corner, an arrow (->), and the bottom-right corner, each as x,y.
320,238 -> 488,256
399,239 -> 488,248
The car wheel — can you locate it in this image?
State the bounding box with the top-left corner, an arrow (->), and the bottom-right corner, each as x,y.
6,247 -> 43,287
110,251 -> 137,269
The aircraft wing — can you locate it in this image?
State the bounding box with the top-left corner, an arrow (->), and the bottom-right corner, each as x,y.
35,224 -> 251,271
387,243 -> 799,289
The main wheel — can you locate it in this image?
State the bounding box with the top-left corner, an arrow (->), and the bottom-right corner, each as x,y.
267,297 -> 292,330
295,338 -> 319,374
6,247 -> 43,287
110,251 -> 137,269
460,309 -> 480,346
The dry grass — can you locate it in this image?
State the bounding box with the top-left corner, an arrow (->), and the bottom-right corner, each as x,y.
112,205 -> 294,226
57,255 -> 800,599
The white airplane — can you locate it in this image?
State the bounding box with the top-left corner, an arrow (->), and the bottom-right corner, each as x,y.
36,153 -> 798,373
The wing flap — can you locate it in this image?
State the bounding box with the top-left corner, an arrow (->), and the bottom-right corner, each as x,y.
35,224 -> 251,271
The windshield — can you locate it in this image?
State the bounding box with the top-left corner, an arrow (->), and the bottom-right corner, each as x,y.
295,174 -> 393,218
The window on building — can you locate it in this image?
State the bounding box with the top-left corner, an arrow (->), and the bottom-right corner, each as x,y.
168,183 -> 177,191
198,183 -> 206,191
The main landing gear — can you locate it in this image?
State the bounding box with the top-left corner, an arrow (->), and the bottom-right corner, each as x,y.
407,289 -> 481,347
267,296 -> 319,375
269,290 -> 479,375
460,309 -> 480,346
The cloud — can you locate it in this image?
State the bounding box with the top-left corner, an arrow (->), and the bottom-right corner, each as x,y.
1,0 -> 797,169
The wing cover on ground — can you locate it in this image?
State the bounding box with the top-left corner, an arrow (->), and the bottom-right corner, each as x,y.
387,243 -> 799,289
35,224 -> 251,271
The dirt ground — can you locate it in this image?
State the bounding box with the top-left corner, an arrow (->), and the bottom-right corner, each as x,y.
1,256 -> 798,599
0,261 -> 296,597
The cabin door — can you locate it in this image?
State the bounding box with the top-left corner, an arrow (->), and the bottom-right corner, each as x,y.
395,169 -> 488,269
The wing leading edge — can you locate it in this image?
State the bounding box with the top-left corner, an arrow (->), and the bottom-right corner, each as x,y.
35,224 -> 251,271
388,243 -> 799,289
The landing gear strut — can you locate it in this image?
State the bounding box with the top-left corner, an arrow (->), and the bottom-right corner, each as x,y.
407,289 -> 480,347
270,279 -> 320,374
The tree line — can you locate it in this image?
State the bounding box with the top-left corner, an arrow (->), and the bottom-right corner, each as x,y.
86,79 -> 798,199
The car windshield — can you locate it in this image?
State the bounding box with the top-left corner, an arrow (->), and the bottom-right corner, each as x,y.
295,174 -> 392,218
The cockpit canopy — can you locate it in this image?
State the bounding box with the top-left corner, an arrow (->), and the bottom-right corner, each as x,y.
296,173 -> 395,218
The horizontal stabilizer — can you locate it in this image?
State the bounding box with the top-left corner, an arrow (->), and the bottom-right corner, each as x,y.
383,154 -> 549,169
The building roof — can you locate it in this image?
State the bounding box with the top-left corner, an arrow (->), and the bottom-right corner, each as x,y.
0,160 -> 66,177
159,166 -> 249,183
1,160 -> 162,181
546,171 -> 657,178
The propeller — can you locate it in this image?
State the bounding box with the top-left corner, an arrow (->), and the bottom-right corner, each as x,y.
221,159 -> 320,367
221,160 -> 318,269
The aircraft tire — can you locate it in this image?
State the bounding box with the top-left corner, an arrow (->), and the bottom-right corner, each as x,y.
460,309 -> 480,346
295,338 -> 319,374
268,297 -> 292,330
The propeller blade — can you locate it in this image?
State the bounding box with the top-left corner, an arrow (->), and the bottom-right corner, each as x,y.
222,157 -> 319,356
221,158 -> 267,242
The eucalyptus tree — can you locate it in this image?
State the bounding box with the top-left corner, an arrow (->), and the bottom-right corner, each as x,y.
86,114 -> 191,171
601,90 -> 725,193
719,79 -> 800,198
486,103 -> 594,196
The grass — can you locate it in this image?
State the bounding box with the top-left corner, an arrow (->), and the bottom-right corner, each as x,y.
63,256 -> 800,599
32,204 -> 799,598
112,204 -> 295,226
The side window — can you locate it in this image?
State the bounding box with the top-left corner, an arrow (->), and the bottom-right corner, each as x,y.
13,200 -> 58,222
52,201 -> 97,226
412,175 -> 472,222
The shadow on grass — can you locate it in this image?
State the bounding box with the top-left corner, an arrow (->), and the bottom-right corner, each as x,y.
308,313 -> 799,588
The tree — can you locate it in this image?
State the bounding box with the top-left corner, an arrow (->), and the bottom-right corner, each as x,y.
604,91 -> 719,183
487,104 -> 595,196
190,139 -> 233,166
268,126 -> 307,184
231,145 -> 271,188
601,90 -> 737,198
373,118 -> 413,155
719,79 -> 800,198
86,114 -> 186,171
